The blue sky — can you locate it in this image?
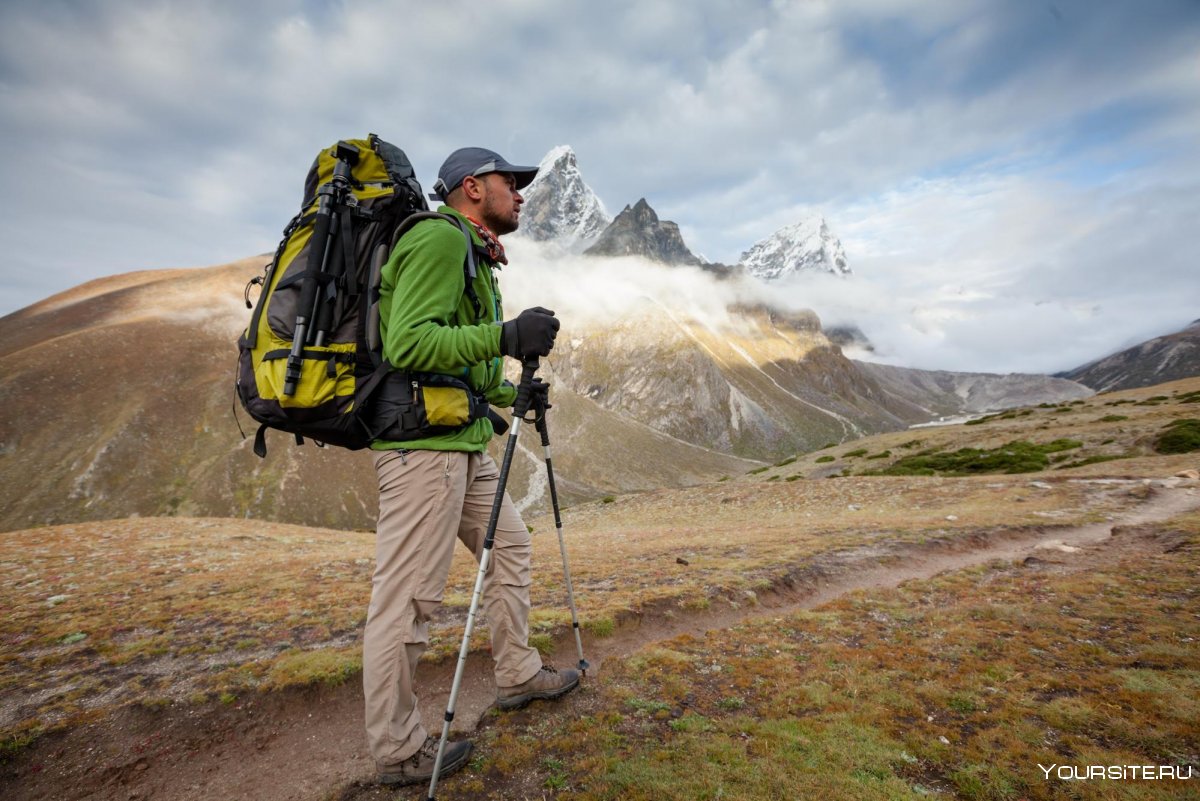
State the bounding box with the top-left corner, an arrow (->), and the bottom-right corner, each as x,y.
1,0 -> 1197,373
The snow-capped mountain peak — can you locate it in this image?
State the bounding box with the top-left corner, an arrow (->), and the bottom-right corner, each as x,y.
738,216 -> 851,281
517,145 -> 611,244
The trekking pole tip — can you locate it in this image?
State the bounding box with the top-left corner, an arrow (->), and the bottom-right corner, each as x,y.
579,658 -> 590,676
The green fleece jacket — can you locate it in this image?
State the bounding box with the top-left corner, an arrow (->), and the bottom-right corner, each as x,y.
371,206 -> 517,452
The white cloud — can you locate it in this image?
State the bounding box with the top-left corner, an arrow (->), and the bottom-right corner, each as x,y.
501,239 -> 745,331
770,165 -> 1200,373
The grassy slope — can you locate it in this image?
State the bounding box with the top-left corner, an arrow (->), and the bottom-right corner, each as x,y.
749,376 -> 1200,483
2,377 -> 1198,795
3,470 -> 1126,746
463,511 -> 1198,800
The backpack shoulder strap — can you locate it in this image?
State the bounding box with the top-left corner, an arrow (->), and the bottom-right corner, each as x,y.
389,212 -> 483,317
389,212 -> 476,275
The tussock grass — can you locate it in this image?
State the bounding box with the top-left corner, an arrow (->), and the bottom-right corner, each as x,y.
262,647 -> 360,690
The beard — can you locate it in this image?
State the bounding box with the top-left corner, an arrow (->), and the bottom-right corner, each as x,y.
481,191 -> 520,236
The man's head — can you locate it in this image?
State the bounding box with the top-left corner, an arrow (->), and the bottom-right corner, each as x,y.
431,147 -> 538,236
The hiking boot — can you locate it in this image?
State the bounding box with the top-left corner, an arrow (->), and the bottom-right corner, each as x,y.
377,735 -> 473,786
496,664 -> 580,710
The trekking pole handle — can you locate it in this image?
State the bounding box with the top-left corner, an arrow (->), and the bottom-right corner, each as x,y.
512,357 -> 539,419
533,390 -> 551,447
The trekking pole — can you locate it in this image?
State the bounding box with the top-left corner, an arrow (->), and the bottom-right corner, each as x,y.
532,386 -> 590,676
427,358 -> 540,801
282,142 -> 359,396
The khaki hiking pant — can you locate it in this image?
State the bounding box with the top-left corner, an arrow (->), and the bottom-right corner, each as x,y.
363,448 -> 542,764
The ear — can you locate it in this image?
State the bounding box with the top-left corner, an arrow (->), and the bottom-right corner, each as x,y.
460,175 -> 486,201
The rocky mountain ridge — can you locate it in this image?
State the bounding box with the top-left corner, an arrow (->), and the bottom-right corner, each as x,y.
582,198 -> 706,266
1061,320 -> 1200,392
521,147 -> 840,280
855,361 -> 1093,419
515,145 -> 611,245
738,216 -> 851,280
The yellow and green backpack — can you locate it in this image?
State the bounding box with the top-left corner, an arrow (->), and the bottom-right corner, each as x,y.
236,135 -> 487,456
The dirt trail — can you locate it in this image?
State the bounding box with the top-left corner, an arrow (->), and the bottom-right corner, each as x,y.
5,486 -> 1198,801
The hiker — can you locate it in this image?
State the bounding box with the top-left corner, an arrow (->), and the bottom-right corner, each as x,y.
362,147 -> 580,786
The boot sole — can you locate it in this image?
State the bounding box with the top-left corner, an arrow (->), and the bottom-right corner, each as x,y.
378,741 -> 473,786
496,673 -> 581,711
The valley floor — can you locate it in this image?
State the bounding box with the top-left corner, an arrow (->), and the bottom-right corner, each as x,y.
3,481 -> 1197,801
4,377 -> 1199,800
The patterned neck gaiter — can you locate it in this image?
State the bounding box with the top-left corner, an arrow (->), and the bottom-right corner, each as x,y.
464,215 -> 508,265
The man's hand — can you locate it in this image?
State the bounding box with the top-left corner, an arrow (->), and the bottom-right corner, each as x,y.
501,307 -> 560,358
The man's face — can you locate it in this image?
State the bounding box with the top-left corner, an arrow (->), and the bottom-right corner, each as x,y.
478,172 -> 523,236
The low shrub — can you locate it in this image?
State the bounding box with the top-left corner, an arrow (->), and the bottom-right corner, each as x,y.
871,439 -> 1083,476
966,409 -> 1034,426
1055,454 -> 1134,470
1154,419 -> 1200,454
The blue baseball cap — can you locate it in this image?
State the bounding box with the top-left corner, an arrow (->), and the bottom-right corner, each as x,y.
429,147 -> 539,202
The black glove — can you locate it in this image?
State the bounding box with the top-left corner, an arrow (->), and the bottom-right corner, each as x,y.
501,306 -> 560,358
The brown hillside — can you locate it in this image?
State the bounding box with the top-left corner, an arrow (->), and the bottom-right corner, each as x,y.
0,260 -> 759,532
